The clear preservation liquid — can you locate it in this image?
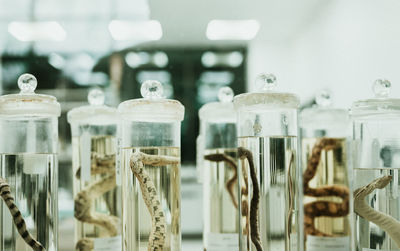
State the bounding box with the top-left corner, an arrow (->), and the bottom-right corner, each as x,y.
302,138 -> 351,251
354,167 -> 400,251
0,153 -> 57,251
72,135 -> 120,249
121,147 -> 181,251
238,136 -> 299,251
203,148 -> 239,250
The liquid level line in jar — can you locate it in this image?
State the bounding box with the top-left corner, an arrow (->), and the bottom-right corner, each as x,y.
303,138 -> 349,237
74,153 -> 118,250
130,150 -> 180,251
0,177 -> 45,251
354,174 -> 400,248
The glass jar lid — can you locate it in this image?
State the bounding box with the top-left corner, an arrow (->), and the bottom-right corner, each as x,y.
351,79 -> 400,117
233,73 -> 299,111
300,90 -> 349,129
117,80 -> 184,122
67,88 -> 117,125
199,86 -> 236,123
0,73 -> 61,117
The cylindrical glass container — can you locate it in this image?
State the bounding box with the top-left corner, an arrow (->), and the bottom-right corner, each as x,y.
118,80 -> 184,251
198,87 -> 239,250
300,91 -> 353,251
233,73 -> 301,251
351,79 -> 400,251
67,88 -> 120,250
0,74 -> 60,251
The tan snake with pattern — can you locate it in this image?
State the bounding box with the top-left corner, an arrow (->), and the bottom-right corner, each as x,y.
0,177 -> 45,251
74,153 -> 119,251
130,151 -> 180,251
303,138 -> 350,237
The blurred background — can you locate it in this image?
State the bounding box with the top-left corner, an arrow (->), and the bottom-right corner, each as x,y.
1,0 -> 400,249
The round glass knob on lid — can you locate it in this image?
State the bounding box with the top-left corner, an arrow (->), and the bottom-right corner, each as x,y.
351,78 -> 400,117
18,73 -> 37,94
218,86 -> 234,103
88,88 -> 105,106
141,80 -> 164,99
315,89 -> 332,107
67,88 -> 116,125
118,80 -> 184,122
0,73 -> 60,117
233,72 -> 299,109
255,73 -> 277,92
199,86 -> 235,122
373,79 -> 391,98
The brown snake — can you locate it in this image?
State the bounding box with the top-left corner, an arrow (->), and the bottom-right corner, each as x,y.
0,177 -> 45,251
204,153 -> 238,208
303,138 -> 350,237
74,153 -> 119,251
238,147 -> 262,251
130,151 -> 180,251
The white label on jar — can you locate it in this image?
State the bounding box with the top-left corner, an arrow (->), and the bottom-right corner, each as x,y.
93,235 -> 122,251
307,235 -> 350,251
205,233 -> 239,251
80,131 -> 91,182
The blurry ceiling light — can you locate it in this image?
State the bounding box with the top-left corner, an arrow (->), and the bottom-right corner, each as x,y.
206,19 -> 260,40
201,52 -> 217,67
125,52 -> 141,68
125,52 -> 150,68
109,20 -> 162,41
227,51 -> 243,67
48,53 -> 65,69
153,52 -> 168,68
8,21 -> 66,42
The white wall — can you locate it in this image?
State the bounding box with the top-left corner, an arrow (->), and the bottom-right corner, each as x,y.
248,0 -> 400,108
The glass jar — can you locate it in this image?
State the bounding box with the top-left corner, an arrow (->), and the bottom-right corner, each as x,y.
67,88 -> 120,250
351,79 -> 400,251
0,74 -> 60,251
118,80 -> 184,251
233,73 -> 301,251
198,87 -> 239,250
300,90 -> 353,251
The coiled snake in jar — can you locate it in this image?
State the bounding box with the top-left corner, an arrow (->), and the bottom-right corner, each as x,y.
74,153 -> 119,251
0,177 -> 46,251
130,151 -> 180,251
303,138 -> 349,237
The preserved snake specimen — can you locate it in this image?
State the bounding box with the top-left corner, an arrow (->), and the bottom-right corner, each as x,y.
74,153 -> 118,251
240,154 -> 250,250
354,175 -> 400,248
286,152 -> 295,238
238,147 -> 262,251
130,151 -> 180,251
0,177 -> 45,251
303,138 -> 349,236
204,153 -> 238,208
